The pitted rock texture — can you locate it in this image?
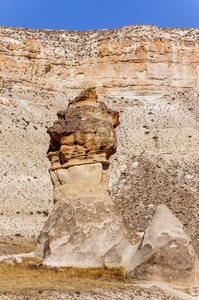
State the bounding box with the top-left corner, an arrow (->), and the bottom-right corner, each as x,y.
47,88 -> 119,170
0,25 -> 199,94
35,90 -> 199,285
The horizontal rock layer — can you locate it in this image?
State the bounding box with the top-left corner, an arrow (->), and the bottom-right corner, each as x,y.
0,25 -> 199,95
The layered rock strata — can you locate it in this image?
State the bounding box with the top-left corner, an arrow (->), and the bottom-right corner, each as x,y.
35,89 -> 131,267
0,25 -> 199,95
47,88 -> 119,171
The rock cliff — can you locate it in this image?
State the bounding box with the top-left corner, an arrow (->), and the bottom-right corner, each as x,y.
0,25 -> 199,254
0,25 -> 199,94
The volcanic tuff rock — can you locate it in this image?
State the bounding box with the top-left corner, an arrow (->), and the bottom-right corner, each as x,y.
0,25 -> 199,94
35,90 -> 199,287
126,205 -> 199,286
47,88 -> 119,170
0,25 -> 199,252
35,89 -> 132,267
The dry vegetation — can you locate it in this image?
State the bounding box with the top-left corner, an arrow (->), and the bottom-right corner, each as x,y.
0,240 -> 131,298
0,240 -> 36,256
0,240 -> 185,299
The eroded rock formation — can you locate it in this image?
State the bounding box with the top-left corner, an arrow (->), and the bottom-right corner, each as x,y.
47,88 -> 119,170
1,26 -> 199,251
0,26 -> 199,94
35,89 -> 199,287
35,88 -> 131,267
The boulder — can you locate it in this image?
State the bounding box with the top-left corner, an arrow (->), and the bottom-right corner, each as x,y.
125,205 -> 199,285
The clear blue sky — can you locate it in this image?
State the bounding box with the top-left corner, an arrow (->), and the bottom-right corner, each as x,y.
0,0 -> 198,31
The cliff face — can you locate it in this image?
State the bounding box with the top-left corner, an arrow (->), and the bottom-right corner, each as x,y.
0,25 -> 199,249
0,25 -> 199,94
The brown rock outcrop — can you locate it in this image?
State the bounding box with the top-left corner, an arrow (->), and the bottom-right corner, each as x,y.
0,26 -> 199,94
47,88 -> 119,170
1,25 -> 199,259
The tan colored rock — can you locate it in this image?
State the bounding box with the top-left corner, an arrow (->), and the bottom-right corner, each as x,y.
35,89 -> 132,267
125,205 -> 199,286
35,194 -> 131,267
47,88 -> 119,170
35,89 -> 199,283
1,25 -> 199,260
0,97 -> 12,106
0,26 -> 199,94
50,163 -> 109,203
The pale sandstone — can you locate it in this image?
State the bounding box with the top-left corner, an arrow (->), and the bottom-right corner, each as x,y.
50,163 -> 109,202
0,26 -> 199,95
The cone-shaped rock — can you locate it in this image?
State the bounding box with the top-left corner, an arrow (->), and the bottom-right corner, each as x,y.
35,88 -> 131,267
125,205 -> 199,286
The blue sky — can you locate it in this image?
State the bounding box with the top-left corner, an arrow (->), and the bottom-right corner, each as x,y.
0,0 -> 198,31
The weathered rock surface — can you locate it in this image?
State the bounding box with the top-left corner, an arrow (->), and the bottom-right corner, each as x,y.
35,194 -> 131,267
35,90 -> 199,287
47,88 -> 119,170
126,205 -> 199,286
0,25 -> 199,255
35,89 -> 132,267
0,26 -> 199,94
50,163 -> 109,202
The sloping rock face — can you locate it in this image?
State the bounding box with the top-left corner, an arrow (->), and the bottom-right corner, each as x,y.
0,25 -> 199,251
35,89 -> 131,267
126,205 -> 199,286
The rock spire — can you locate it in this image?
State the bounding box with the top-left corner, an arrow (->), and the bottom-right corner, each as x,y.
35,88 -> 131,267
35,88 -> 199,287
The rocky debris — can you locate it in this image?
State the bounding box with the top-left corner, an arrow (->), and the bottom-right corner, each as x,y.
2,256 -> 21,264
112,153 -> 199,250
47,88 -> 119,170
0,287 -> 189,300
125,205 -> 199,286
35,89 -> 132,267
0,97 -> 15,107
